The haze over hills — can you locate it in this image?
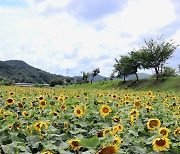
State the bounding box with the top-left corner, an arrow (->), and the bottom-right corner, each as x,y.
0,60 -> 152,84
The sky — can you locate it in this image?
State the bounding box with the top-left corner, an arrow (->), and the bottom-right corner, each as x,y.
0,0 -> 180,77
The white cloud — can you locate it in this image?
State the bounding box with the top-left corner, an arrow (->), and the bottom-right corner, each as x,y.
0,0 -> 178,76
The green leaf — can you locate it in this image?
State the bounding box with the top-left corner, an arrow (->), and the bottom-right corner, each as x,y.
129,130 -> 138,137
58,142 -> 69,149
130,146 -> 147,154
80,136 -> 99,148
123,134 -> 134,146
82,149 -> 96,154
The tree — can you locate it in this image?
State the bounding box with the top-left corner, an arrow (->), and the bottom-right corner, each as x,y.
139,36 -> 178,80
161,66 -> 176,78
49,78 -> 63,87
113,56 -> 132,82
90,68 -> 100,83
178,64 -> 180,74
82,72 -> 89,83
128,51 -> 142,81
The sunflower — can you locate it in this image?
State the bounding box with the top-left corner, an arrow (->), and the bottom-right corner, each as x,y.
158,127 -> 169,137
68,139 -> 81,150
97,145 -> 118,154
9,92 -> 15,95
17,102 -> 24,109
5,98 -> 14,106
173,127 -> 180,137
129,109 -> 139,117
147,91 -> 153,96
152,137 -> 170,152
112,136 -> 123,145
134,100 -> 141,108
74,106 -> 84,118
49,111 -> 59,117
41,151 -> 53,154
8,124 -> 13,130
117,124 -> 123,132
38,96 -> 44,101
14,122 -> 21,130
147,118 -> 161,130
39,100 -> 46,109
97,131 -> 104,138
112,116 -> 121,123
103,128 -> 111,136
34,121 -> 47,132
53,122 -> 59,127
100,105 -> 112,116
0,109 -> 4,115
26,125 -> 32,135
22,111 -> 31,118
60,104 -> 67,111
64,121 -> 69,129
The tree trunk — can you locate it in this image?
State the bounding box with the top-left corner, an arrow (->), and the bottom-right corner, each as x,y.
135,73 -> 139,81
123,75 -> 126,82
91,76 -> 94,84
155,67 -> 159,80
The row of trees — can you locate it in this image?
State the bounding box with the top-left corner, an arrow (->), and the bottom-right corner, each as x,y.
112,36 -> 178,82
82,68 -> 100,84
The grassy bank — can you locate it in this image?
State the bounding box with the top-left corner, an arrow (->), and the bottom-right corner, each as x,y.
65,77 -> 180,92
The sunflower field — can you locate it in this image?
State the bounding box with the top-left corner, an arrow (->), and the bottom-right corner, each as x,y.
0,86 -> 179,154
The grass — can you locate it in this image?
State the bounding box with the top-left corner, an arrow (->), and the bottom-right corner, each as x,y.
65,77 -> 180,92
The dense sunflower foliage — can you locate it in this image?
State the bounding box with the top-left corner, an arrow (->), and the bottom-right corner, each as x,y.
0,86 -> 179,154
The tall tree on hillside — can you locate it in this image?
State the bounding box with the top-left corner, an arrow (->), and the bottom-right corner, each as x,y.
91,68 -> 100,83
128,51 -> 142,81
113,56 -> 132,82
139,36 -> 178,80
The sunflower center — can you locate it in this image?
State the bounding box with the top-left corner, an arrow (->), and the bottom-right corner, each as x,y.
135,102 -> 140,107
41,101 -> 46,106
39,97 -> 43,100
149,120 -> 158,128
7,99 -> 13,103
103,107 -> 109,113
72,141 -> 79,147
155,139 -> 166,146
77,109 -> 81,114
18,103 -> 23,108
160,130 -> 167,135
99,146 -> 116,154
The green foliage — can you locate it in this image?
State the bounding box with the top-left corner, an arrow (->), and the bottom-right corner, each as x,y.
113,56 -> 132,82
49,78 -> 63,87
139,36 -> 178,80
82,72 -> 89,83
161,66 -> 176,78
80,136 -> 99,148
0,78 -> 14,86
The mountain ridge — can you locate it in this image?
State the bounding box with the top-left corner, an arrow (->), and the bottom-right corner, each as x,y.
0,60 -> 64,84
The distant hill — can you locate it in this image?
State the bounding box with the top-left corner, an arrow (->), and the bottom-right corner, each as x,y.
126,73 -> 152,80
87,73 -> 151,82
0,60 -> 64,84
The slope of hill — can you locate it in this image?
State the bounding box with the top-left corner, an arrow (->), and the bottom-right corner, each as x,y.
0,60 -> 63,84
65,77 -> 180,92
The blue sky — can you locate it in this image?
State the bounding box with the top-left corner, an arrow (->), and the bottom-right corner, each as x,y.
0,0 -> 179,77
